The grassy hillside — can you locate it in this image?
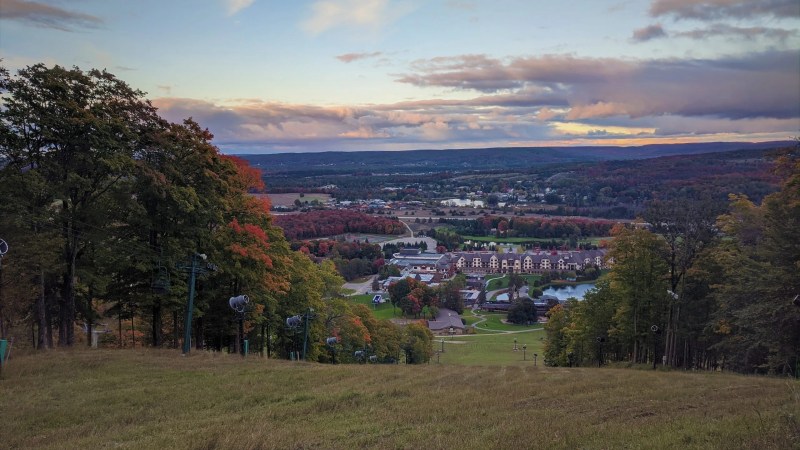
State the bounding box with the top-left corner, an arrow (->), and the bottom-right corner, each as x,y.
2,350 -> 797,449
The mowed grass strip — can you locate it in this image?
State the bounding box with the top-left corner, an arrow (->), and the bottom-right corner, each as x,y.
2,349 -> 798,449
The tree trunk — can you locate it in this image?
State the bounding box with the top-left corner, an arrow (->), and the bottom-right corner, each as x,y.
60,239 -> 78,346
151,300 -> 162,347
195,316 -> 204,350
130,308 -> 135,348
36,269 -> 50,349
85,285 -> 93,347
172,310 -> 179,349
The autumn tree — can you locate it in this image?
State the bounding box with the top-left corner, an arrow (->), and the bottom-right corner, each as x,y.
711,147 -> 800,374
387,277 -> 438,317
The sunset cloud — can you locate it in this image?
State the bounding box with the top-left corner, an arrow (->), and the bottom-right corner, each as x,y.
222,0 -> 256,16
336,51 -> 383,63
145,46 -> 799,152
151,87 -> 797,153
301,0 -> 415,35
674,24 -> 797,42
398,51 -> 800,120
633,23 -> 797,43
649,0 -> 800,21
0,0 -> 102,31
632,24 -> 667,41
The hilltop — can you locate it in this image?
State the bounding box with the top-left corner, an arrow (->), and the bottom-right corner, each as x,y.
239,141 -> 790,174
2,349 -> 797,449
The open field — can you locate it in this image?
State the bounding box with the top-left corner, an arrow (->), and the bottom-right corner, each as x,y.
434,330 -> 545,365
260,192 -> 332,207
2,349 -> 797,449
464,235 -> 608,246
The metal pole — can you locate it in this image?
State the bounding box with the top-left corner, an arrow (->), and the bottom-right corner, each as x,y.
238,315 -> 244,356
266,320 -> 271,358
182,254 -> 197,355
302,308 -> 310,361
261,322 -> 266,357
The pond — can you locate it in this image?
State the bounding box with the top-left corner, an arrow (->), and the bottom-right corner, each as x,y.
440,198 -> 485,207
541,283 -> 596,301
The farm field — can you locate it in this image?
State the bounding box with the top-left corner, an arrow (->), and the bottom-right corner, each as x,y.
259,192 -> 332,207
2,349 -> 797,449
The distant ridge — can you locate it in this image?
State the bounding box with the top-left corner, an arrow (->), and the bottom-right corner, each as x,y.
238,141 -> 791,173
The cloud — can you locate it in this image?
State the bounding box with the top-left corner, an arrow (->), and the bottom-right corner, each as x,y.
633,22 -> 797,43
0,0 -> 102,31
649,0 -> 800,21
445,1 -> 476,11
632,24 -> 667,42
397,51 -> 800,120
222,0 -> 255,16
301,0 -> 415,35
675,24 -> 798,42
336,51 -> 383,63
149,50 -> 799,152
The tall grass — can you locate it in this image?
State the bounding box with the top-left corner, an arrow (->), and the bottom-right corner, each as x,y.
2,349 -> 797,449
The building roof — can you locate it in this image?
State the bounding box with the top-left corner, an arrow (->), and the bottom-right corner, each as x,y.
427,308 -> 464,331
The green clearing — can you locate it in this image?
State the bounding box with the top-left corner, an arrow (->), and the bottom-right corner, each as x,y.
485,274 -> 541,291
434,330 -> 545,365
347,294 -> 397,320
2,349 -> 797,449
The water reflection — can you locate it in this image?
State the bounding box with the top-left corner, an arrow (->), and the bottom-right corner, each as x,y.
540,283 -> 595,300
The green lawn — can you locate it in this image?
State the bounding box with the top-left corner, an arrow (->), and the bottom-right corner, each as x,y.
485,274 -> 541,291
347,294 -> 398,320
434,330 -> 545,365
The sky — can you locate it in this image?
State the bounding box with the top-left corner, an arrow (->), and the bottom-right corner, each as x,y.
1,0 -> 799,153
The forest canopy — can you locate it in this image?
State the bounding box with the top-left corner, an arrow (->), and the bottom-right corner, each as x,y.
0,64 -> 429,363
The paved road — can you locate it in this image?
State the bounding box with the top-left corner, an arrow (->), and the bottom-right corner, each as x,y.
343,275 -> 377,295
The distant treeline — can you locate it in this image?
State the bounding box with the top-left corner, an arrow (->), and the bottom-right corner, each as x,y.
438,216 -> 615,238
274,210 -> 405,240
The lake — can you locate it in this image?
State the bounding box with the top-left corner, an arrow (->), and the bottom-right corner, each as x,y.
541,283 -> 596,300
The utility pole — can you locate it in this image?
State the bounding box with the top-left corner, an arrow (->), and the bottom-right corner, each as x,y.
302,307 -> 314,361
0,239 -> 8,338
178,253 -> 215,355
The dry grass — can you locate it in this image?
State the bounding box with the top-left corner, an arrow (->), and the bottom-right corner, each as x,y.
2,349 -> 798,449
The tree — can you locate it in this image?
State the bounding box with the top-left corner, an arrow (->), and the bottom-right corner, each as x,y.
507,298 -> 537,325
711,147 -> 800,374
543,303 -> 570,366
438,275 -> 465,314
387,277 -> 438,317
1,64 -> 162,346
605,225 -> 669,364
644,197 -> 719,367
402,322 -> 433,364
